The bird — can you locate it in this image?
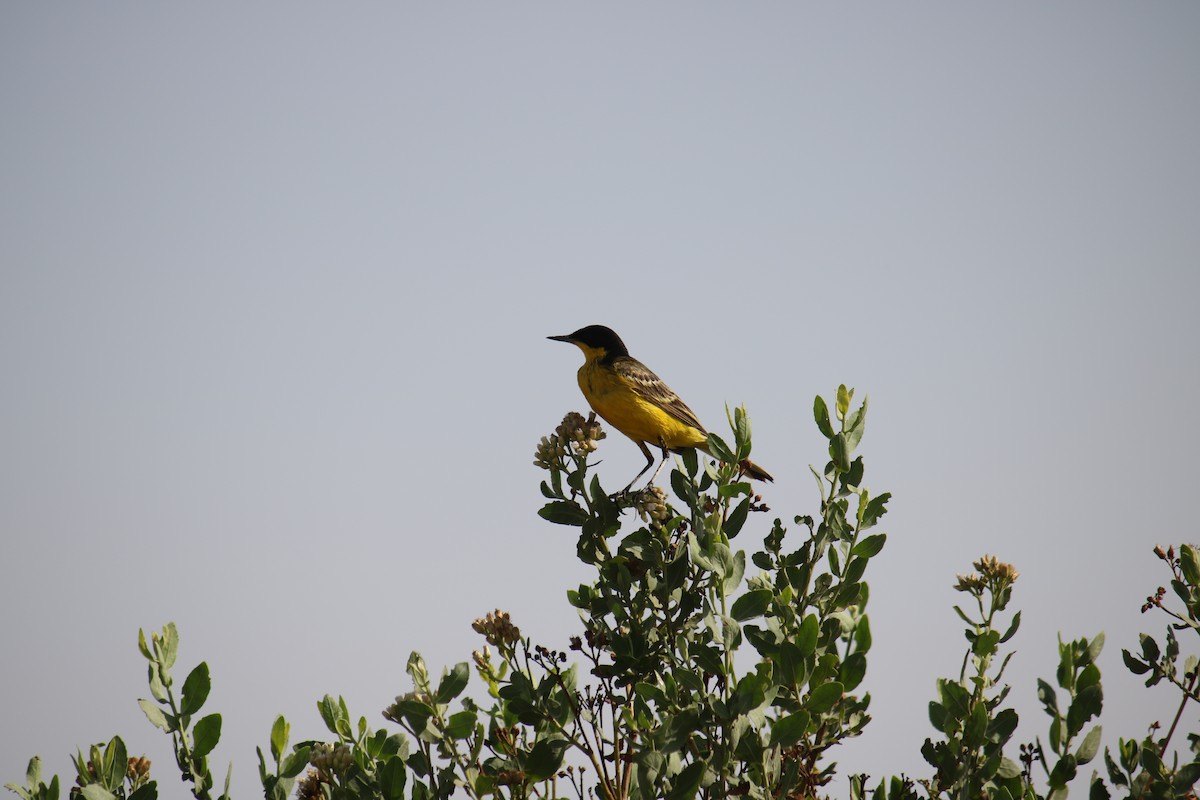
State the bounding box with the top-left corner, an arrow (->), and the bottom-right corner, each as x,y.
548,324 -> 773,493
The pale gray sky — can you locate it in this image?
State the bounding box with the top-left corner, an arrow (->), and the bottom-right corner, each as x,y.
2,3 -> 1198,796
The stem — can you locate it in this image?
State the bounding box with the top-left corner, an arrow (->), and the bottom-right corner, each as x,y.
1160,669 -> 1198,756
620,703 -> 635,800
429,704 -> 481,800
573,458 -> 596,515
164,679 -> 211,800
719,587 -> 734,696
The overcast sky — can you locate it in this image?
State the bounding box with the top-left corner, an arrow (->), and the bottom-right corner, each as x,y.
2,3 -> 1198,796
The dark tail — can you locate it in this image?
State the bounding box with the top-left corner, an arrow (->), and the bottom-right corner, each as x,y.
739,459 -> 774,483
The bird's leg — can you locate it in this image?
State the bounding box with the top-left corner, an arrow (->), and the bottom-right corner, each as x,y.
620,441 -> 657,495
645,438 -> 671,487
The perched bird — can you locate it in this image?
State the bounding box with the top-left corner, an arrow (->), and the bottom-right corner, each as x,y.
548,325 -> 773,492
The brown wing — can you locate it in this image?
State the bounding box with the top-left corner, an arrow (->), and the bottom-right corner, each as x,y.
611,355 -> 707,434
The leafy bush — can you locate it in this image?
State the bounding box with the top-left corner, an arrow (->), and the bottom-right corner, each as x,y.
7,388 -> 1198,800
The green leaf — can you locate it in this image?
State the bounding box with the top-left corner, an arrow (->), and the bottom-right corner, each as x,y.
926,705 -> 945,734
270,716 -> 289,764
100,737 -> 127,791
680,446 -> 699,476
365,728 -> 389,759
318,695 -> 341,734
148,663 -> 168,703
525,739 -> 569,782
79,787 -> 116,800
1090,772 -> 1113,800
436,663 -> 470,704
160,623 -> 179,670
1172,575 -> 1195,605
1180,544 -> 1200,585
809,465 -> 827,501
731,672 -> 766,715
25,757 -> 42,791
1000,610 -> 1022,644
836,385 -> 851,421
843,456 -> 864,490
829,433 -> 849,472
665,760 -> 707,800
1139,633 -> 1160,663
851,533 -> 886,558
720,614 -> 742,651
813,396 -> 834,438
1139,746 -> 1165,776
192,713 -> 222,759
1078,663 -> 1101,693
1049,717 -> 1065,755
1174,763 -> 1200,794
379,757 -> 407,800
769,711 -> 811,747
1121,649 -> 1149,674
843,556 -> 868,586
1104,747 -> 1127,786
128,782 -> 157,800
840,653 -> 867,692
1075,725 -> 1102,764
707,433 -> 736,463
731,589 -> 772,621
972,629 -> 1001,658
1085,631 -> 1105,665
990,708 -> 1019,744
963,702 -> 987,747
723,497 -> 750,538
537,501 -> 589,526
729,407 -> 751,461
446,709 -> 477,740
1067,685 -> 1102,737
796,614 -> 818,656
595,474 -> 624,520
723,549 -> 746,594
807,681 -> 844,714
662,707 -> 702,752
1037,678 -> 1059,714
1049,753 -> 1078,787
951,604 -> 976,627
939,680 -> 971,719
180,662 -> 211,716
858,494 -> 890,529
280,747 -> 311,779
670,468 -> 695,505
854,616 -> 872,652
844,397 -> 868,451
139,698 -> 171,732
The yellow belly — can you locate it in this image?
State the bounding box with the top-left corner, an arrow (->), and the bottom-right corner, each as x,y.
577,363 -> 706,450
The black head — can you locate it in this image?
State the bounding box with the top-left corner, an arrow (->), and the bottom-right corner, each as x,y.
547,325 -> 630,360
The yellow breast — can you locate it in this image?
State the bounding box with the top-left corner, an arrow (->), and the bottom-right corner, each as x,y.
577,361 -> 706,449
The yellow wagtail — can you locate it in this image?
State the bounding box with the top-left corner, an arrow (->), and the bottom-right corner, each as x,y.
548,325 -> 773,492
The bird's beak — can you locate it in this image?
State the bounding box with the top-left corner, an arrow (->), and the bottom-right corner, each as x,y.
547,334 -> 574,343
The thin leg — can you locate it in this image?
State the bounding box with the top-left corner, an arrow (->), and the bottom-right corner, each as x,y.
646,439 -> 671,486
621,441 -> 657,494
